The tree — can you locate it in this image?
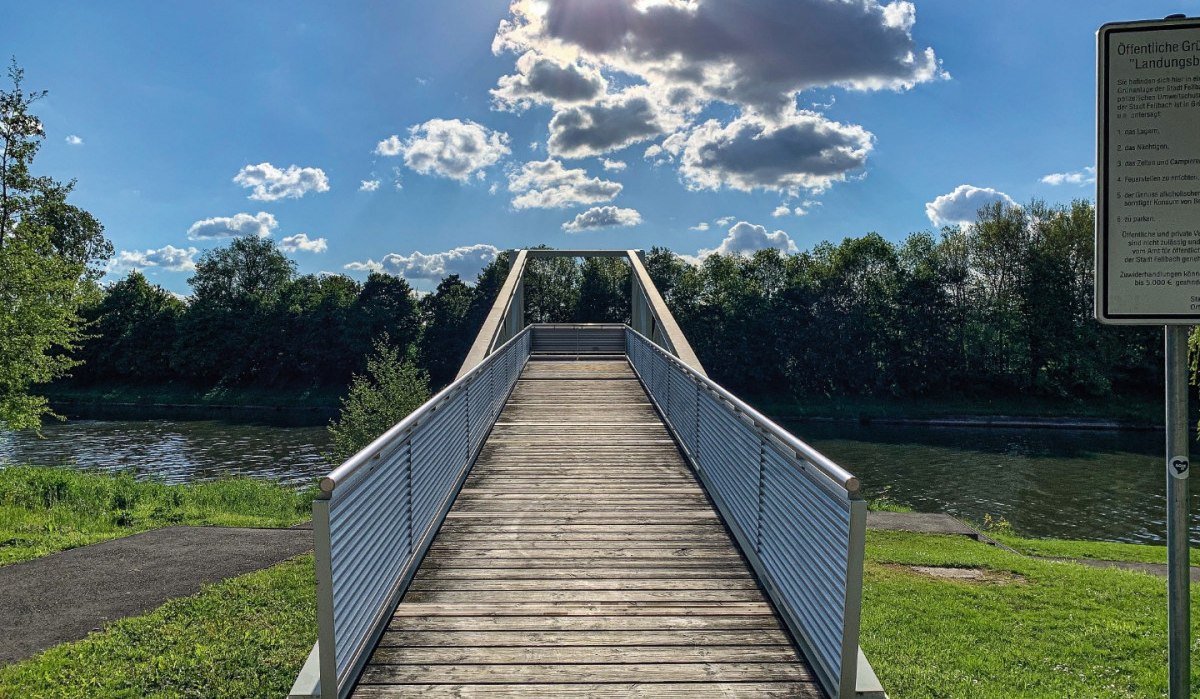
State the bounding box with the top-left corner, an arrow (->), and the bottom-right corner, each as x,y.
327,336 -> 431,463
173,235 -> 295,385
0,60 -> 109,429
576,257 -> 630,323
418,275 -> 477,387
74,271 -> 184,383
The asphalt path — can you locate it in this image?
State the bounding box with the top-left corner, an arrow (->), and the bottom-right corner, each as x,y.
0,526 -> 312,665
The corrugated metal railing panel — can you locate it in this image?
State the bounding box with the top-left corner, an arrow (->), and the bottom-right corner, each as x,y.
313,328 -> 532,699
626,327 -> 866,699
531,323 -> 625,354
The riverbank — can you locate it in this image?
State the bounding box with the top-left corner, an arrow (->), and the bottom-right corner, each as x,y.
43,383 -> 341,425
0,466 -> 315,565
751,393 -> 1180,430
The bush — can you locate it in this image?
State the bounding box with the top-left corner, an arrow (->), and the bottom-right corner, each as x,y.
326,336 -> 431,463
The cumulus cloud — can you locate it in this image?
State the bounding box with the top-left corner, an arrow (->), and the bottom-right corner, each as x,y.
108,245 -> 199,274
548,87 -> 681,158
663,109 -> 872,193
65,134 -> 83,145
715,215 -> 735,226
772,205 -> 791,217
701,220 -> 798,257
492,51 -> 607,110
187,212 -> 277,240
279,233 -> 328,253
690,221 -> 710,231
774,201 -> 816,217
494,0 -> 945,114
562,205 -> 642,232
1040,166 -> 1095,186
376,119 -> 510,182
344,244 -> 500,282
360,179 -> 381,191
233,162 -> 330,201
601,158 -> 626,171
507,158 -> 622,209
925,184 -> 1017,227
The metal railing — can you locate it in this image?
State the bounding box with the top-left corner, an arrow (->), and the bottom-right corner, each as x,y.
531,323 -> 626,354
626,328 -> 867,699
456,249 -> 706,380
301,327 -> 532,699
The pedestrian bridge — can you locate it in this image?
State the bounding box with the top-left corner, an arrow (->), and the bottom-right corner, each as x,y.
291,250 -> 882,699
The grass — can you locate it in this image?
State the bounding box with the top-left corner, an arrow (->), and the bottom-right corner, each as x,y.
0,554 -> 316,699
863,530 -> 1199,697
990,531 -> 1199,567
0,466 -> 315,566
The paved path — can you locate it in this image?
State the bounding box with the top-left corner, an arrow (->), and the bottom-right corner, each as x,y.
0,526 -> 312,665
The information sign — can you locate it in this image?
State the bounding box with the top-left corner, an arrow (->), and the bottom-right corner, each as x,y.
1097,18 -> 1200,323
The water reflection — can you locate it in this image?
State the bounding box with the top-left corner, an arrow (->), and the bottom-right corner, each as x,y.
789,420 -> 1200,545
0,419 -> 331,488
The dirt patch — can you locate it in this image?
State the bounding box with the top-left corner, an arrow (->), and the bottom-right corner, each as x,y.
892,564 -> 1025,584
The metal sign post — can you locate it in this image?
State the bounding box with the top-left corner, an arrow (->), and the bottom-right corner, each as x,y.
1097,16 -> 1198,698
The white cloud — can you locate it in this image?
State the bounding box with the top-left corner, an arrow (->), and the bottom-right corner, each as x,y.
108,245 -> 199,274
925,184 -> 1017,227
65,134 -> 83,145
701,221 -> 798,257
492,51 -> 607,111
494,0 -> 945,114
562,206 -> 642,232
187,211 -> 277,240
1040,166 -> 1095,186
359,179 -> 381,191
279,233 -> 328,253
772,205 -> 791,217
547,87 -> 682,158
773,201 -> 816,217
715,216 -> 735,226
667,109 -> 873,193
233,162 -> 330,201
601,158 -> 626,171
690,221 -> 710,231
344,244 -> 500,282
507,158 -> 622,209
377,119 -> 510,182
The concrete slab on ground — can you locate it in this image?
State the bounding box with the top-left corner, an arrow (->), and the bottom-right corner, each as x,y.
0,526 -> 313,666
866,511 -> 983,538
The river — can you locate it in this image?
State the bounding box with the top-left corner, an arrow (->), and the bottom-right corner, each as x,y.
1,417 -> 1197,544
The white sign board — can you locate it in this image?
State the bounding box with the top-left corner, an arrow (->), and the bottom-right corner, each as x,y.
1097,18 -> 1200,324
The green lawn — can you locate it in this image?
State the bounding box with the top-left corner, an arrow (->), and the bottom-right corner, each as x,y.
0,466 -> 315,565
0,555 -> 316,699
863,530 -> 1198,698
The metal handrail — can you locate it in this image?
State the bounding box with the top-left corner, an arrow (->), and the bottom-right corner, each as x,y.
626,327 -> 859,494
304,327 -> 533,699
626,326 -> 866,698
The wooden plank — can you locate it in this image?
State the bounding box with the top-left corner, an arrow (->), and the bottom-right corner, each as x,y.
368,645 -> 799,664
377,629 -> 793,647
390,603 -> 774,617
413,568 -> 754,581
401,590 -> 767,603
352,682 -> 819,698
358,662 -> 814,684
386,615 -> 783,632
407,578 -> 760,591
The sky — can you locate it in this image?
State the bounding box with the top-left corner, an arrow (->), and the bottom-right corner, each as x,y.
4,0 -> 1197,294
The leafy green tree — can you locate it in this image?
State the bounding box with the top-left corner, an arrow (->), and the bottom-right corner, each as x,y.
327,336 -> 430,463
353,272 -> 420,361
418,275 -> 477,387
524,254 -> 581,322
173,235 -> 295,385
576,257 -> 630,323
75,272 -> 184,383
0,60 -> 109,429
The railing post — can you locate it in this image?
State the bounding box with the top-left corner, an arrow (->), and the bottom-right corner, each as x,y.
312,499 -> 338,699
839,497 -> 868,699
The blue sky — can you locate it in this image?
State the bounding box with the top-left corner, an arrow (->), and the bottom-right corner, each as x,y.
4,1 -> 1197,293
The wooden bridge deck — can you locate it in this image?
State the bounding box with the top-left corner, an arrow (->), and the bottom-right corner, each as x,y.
351,358 -> 823,698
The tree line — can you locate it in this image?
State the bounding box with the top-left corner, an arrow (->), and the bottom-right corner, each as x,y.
69,199 -> 1167,409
